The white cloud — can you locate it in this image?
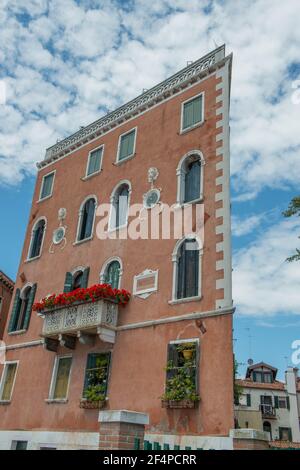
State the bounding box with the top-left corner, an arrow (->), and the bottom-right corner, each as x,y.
0,0 -> 300,191
233,218 -> 300,316
232,214 -> 265,237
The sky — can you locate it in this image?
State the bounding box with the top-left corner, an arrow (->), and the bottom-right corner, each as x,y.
0,0 -> 300,380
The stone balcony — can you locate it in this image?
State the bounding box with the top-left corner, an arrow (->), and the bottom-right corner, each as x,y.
41,298 -> 118,351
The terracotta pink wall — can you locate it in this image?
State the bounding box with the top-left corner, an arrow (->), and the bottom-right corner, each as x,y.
0,72 -> 233,435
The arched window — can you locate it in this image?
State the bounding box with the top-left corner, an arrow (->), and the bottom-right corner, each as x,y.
104,261 -> 121,289
28,218 -> 46,259
110,182 -> 131,230
171,237 -> 202,302
63,267 -> 90,292
8,283 -> 37,333
176,151 -> 204,205
77,197 -> 96,242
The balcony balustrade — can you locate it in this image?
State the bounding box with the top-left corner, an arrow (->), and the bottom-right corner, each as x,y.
41,298 -> 118,351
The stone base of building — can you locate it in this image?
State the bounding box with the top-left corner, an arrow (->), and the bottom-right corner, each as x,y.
0,430 -> 99,450
99,410 -> 149,450
230,429 -> 270,450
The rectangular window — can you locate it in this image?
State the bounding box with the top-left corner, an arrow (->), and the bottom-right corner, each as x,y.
86,146 -> 103,176
164,341 -> 199,403
11,440 -> 28,450
181,94 -> 203,131
40,172 -> 55,200
50,356 -> 72,400
83,353 -> 110,400
117,128 -> 136,162
0,362 -> 18,401
279,427 -> 292,441
278,397 -> 287,409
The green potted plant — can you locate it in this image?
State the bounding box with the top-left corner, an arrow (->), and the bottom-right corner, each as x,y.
161,360 -> 200,409
80,356 -> 109,409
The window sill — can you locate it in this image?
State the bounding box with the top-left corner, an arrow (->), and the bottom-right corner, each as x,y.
114,153 -> 136,166
175,197 -> 204,208
25,255 -> 41,263
0,400 -> 11,405
45,399 -> 68,404
8,329 -> 27,336
37,194 -> 53,203
73,236 -> 93,246
168,295 -> 202,305
180,120 -> 205,135
81,169 -> 102,181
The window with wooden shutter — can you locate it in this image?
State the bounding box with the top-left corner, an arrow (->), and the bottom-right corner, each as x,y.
0,363 -> 17,401
87,147 -> 103,176
81,267 -> 90,289
40,172 -> 55,200
8,289 -> 21,333
182,94 -> 203,131
52,356 -> 72,400
111,184 -> 130,229
246,393 -> 251,407
64,272 -> 73,293
118,129 -> 136,161
83,353 -> 111,400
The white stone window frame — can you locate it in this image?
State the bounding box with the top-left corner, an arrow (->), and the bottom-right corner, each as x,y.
100,257 -> 123,289
176,150 -> 205,206
169,234 -> 203,305
83,144 -> 104,180
108,180 -> 132,232
26,216 -> 47,262
115,127 -> 137,165
74,194 -> 98,245
47,354 -> 73,403
133,269 -> 159,299
0,360 -> 19,403
180,91 -> 205,134
38,170 -> 56,202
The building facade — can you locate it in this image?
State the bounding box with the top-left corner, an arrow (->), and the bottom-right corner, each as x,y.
235,362 -> 300,443
0,271 -> 14,340
0,46 -> 234,450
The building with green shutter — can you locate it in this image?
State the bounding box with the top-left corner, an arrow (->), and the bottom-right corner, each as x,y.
0,45 -> 236,450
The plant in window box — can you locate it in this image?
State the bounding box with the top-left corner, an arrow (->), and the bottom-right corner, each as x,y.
161,360 -> 200,409
80,356 -> 109,409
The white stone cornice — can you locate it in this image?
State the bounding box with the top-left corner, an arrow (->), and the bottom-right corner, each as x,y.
38,45 -> 227,168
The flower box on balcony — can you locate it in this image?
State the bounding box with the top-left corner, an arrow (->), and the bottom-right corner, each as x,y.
79,399 -> 107,410
161,399 -> 199,409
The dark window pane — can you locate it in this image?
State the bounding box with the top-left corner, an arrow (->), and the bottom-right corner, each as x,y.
177,239 -> 199,299
115,186 -> 129,228
79,199 -> 95,240
184,159 -> 201,203
29,220 -> 45,258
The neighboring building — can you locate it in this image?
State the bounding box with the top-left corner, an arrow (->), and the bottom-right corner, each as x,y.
235,362 -> 300,443
0,271 -> 14,340
0,45 -> 235,450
